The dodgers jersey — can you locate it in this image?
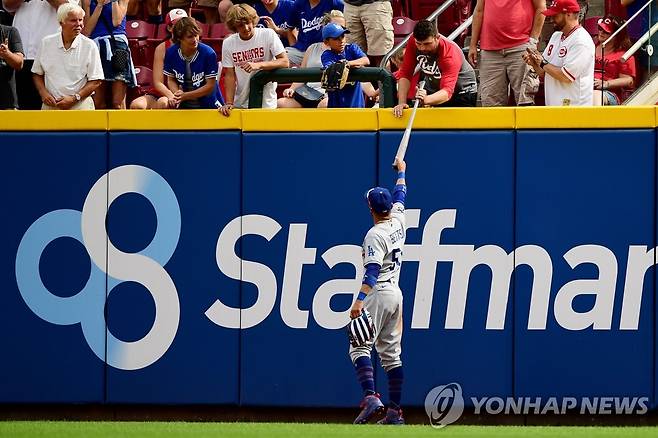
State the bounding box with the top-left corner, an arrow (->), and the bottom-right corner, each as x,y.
255,0 -> 295,47
542,26 -> 594,106
289,0 -> 344,52
362,201 -> 406,284
163,42 -> 223,108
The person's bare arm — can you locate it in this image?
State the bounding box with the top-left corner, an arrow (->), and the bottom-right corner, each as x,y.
468,0 -> 484,66
83,0 -> 107,37
0,38 -> 23,70
240,51 -> 289,72
32,74 -> 58,107
530,0 -> 547,40
347,55 -> 369,68
152,43 -> 174,99
179,77 -> 217,101
219,67 -> 236,116
112,0 -> 130,27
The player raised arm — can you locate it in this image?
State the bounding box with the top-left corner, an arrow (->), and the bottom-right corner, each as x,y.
392,158 -> 407,208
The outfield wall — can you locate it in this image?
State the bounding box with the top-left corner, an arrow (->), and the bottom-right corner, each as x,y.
0,107 -> 657,409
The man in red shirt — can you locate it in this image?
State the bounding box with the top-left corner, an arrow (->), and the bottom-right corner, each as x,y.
393,20 -> 477,118
468,0 -> 545,106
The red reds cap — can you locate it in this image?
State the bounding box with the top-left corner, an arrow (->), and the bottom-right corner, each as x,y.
542,0 -> 580,16
165,8 -> 187,26
598,16 -> 620,34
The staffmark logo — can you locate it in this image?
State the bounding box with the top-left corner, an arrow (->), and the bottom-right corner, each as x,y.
424,383 -> 649,427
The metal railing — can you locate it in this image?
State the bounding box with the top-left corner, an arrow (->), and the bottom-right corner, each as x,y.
248,67 -> 396,108
597,0 -> 654,62
380,0 -> 462,68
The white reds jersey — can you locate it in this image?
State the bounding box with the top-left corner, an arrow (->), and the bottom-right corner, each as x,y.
542,26 -> 595,106
362,202 -> 406,284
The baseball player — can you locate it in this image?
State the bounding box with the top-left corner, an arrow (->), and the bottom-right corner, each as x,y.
349,157 -> 407,425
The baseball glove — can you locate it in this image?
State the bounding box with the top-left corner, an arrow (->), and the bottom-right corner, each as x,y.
321,60 -> 350,91
347,309 -> 376,348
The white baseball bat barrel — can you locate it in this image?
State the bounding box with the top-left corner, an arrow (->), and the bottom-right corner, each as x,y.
393,77 -> 426,167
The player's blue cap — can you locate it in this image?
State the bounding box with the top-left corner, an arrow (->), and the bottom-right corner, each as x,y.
322,23 -> 349,40
366,187 -> 392,214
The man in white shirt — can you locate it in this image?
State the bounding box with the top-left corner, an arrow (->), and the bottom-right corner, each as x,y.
32,3 -> 103,110
2,0 -> 77,109
523,0 -> 594,106
219,3 -> 288,116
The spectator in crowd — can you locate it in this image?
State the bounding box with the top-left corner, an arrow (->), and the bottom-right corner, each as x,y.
523,0 -> 594,106
82,0 -> 137,109
32,3 -> 104,110
218,0 -> 255,23
0,22 -> 24,109
255,0 -> 296,47
130,8 -> 187,109
321,22 -> 369,107
198,0 -> 220,25
468,0 -> 545,106
2,0 -> 72,109
593,15 -> 636,105
163,17 -> 224,108
393,20 -> 477,117
388,45 -> 420,105
343,0 -> 392,67
277,8 -> 343,108
219,4 -> 288,116
286,0 -> 344,66
126,0 -> 162,24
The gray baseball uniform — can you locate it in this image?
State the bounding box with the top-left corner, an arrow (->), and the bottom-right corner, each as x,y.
349,200 -> 405,371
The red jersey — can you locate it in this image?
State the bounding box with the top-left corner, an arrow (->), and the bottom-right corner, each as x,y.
594,47 -> 636,103
399,36 -> 476,100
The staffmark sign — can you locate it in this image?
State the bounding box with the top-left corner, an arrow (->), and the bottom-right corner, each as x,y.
424,383 -> 650,428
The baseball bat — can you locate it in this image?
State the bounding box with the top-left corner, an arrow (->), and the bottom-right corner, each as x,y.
393,72 -> 426,167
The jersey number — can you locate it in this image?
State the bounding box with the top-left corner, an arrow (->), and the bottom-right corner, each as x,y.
392,249 -> 402,267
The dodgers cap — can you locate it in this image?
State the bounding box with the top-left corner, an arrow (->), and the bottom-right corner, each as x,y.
366,187 -> 393,214
322,22 -> 349,39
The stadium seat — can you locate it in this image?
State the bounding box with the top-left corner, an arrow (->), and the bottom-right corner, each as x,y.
153,23 -> 169,41
130,40 -> 151,69
126,20 -> 156,40
127,65 -> 153,105
198,22 -> 211,39
204,38 -> 224,62
393,16 -> 416,38
210,23 -> 232,38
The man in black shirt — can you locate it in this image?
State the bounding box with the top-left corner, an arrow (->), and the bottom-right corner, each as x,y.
0,24 -> 23,109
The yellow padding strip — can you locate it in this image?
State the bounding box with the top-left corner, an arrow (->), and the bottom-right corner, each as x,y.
241,108 -> 379,131
378,107 -> 515,130
0,110 -> 107,131
108,109 -> 241,130
516,106 -> 656,129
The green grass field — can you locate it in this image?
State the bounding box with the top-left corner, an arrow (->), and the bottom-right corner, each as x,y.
0,422 -> 657,438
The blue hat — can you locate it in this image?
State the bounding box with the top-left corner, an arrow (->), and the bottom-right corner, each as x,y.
366,187 -> 393,214
322,23 -> 349,39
